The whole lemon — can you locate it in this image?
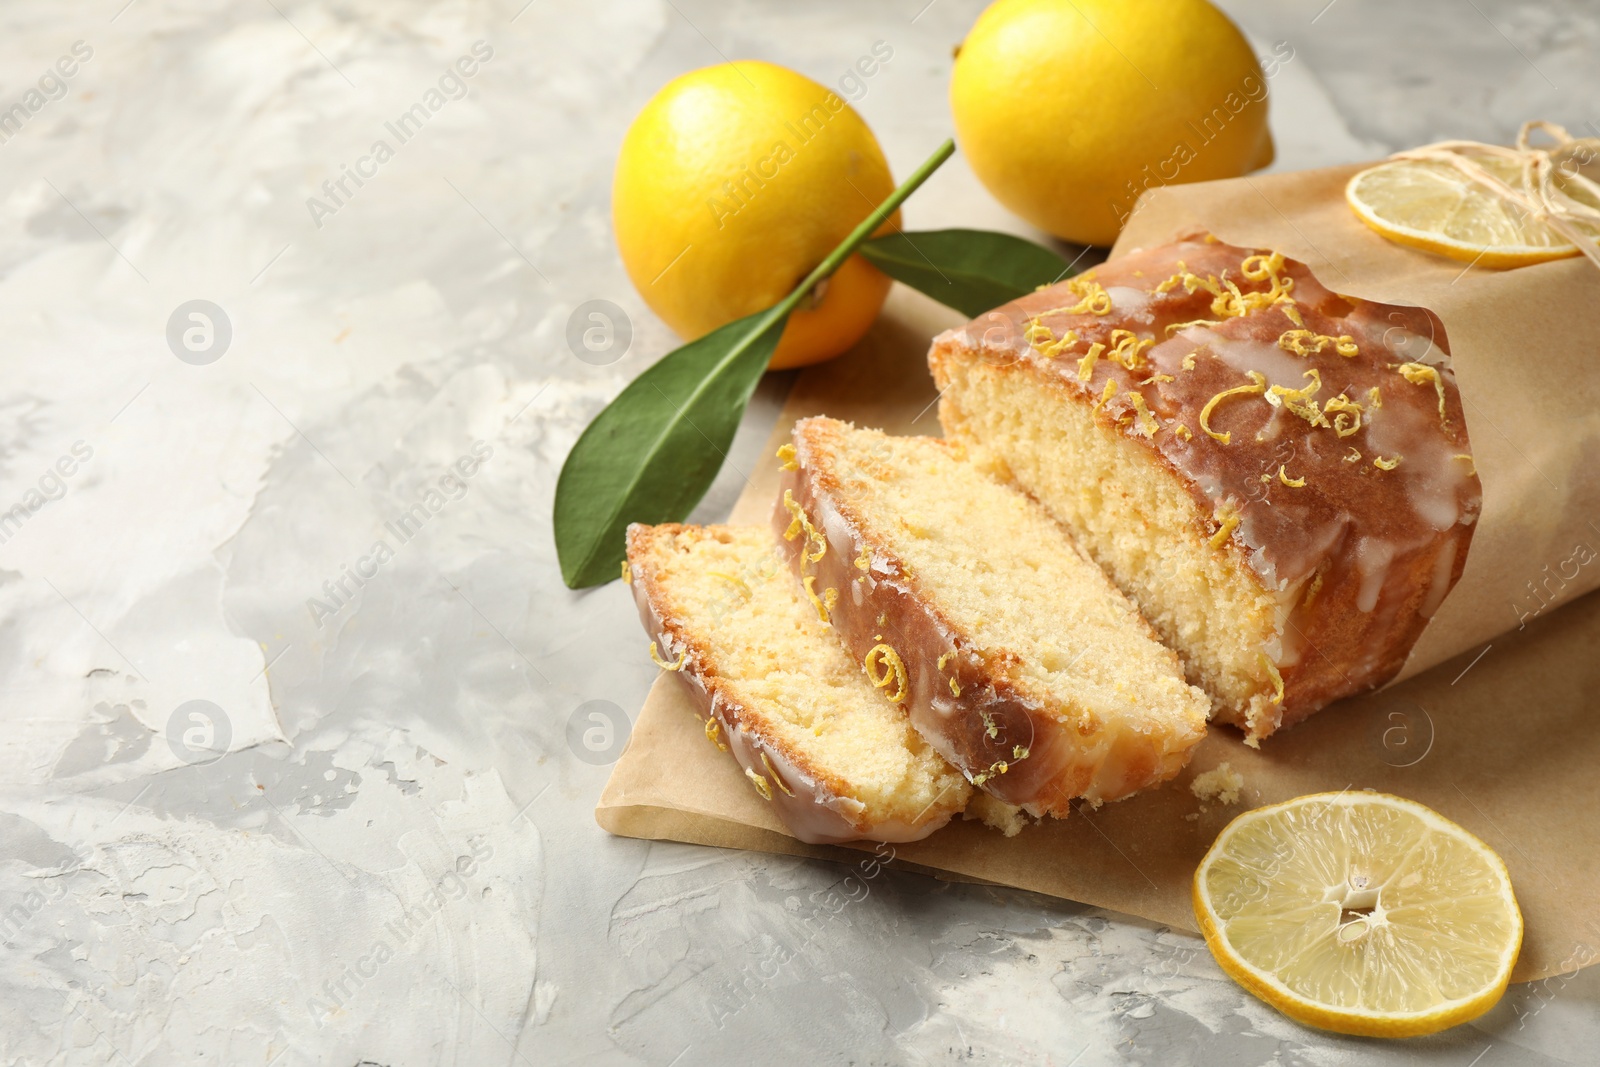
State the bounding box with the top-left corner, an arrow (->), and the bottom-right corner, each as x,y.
951,0 -> 1275,247
612,61 -> 899,370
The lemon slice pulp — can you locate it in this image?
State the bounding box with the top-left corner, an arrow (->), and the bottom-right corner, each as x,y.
1194,791 -> 1522,1037
1346,156 -> 1600,268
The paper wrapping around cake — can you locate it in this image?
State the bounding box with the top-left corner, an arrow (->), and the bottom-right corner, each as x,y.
597,164 -> 1600,983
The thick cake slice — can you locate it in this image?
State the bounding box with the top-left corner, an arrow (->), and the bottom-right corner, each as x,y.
774,417 -> 1209,818
930,234 -> 1481,741
625,523 -> 971,844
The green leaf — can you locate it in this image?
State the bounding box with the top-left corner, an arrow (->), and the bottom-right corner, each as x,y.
860,228 -> 1076,317
554,140 -> 957,589
554,307 -> 787,589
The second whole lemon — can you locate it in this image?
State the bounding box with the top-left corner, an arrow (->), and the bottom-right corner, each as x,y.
612,61 -> 900,370
951,0 -> 1277,247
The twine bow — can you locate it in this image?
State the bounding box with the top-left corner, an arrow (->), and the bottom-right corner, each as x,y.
1390,120 -> 1600,269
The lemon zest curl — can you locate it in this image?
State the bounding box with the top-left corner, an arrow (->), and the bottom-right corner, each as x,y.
1076,342 -> 1106,382
1129,392 -> 1160,438
704,716 -> 728,751
1260,654 -> 1285,705
803,576 -> 837,623
865,643 -> 909,704
761,752 -> 796,797
782,489 -> 827,563
1210,502 -> 1241,549
649,641 -> 687,671
1393,361 -> 1449,425
1199,371 -> 1267,444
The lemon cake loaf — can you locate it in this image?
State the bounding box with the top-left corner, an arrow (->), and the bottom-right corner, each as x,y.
930,234 -> 1482,742
774,417 -> 1210,818
625,523 -> 972,843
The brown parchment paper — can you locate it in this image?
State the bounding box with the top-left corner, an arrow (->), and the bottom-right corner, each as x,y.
598,165 -> 1600,983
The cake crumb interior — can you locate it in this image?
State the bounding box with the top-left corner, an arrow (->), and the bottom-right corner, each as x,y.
802,421 -> 1208,734
933,349 -> 1282,728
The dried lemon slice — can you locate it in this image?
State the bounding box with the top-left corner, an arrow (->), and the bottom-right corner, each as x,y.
1194,791 -> 1522,1038
1346,155 -> 1598,268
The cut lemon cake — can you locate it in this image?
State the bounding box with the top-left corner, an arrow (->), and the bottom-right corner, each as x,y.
625,522 -> 971,843
931,234 -> 1482,742
774,417 -> 1210,818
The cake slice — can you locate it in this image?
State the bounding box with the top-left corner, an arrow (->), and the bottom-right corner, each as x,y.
624,523 -> 971,843
929,234 -> 1481,741
774,417 -> 1210,818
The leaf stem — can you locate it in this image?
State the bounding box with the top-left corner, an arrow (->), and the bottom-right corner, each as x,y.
766,138 -> 956,326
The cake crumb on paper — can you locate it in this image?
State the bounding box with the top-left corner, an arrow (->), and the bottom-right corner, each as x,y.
1190,762 -> 1245,805
964,794 -> 1031,837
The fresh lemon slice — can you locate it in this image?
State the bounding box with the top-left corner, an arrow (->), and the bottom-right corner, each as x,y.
1346,156 -> 1595,268
1194,791 -> 1522,1038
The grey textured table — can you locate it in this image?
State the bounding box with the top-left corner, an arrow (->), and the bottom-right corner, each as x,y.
1,1 -> 1596,1064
